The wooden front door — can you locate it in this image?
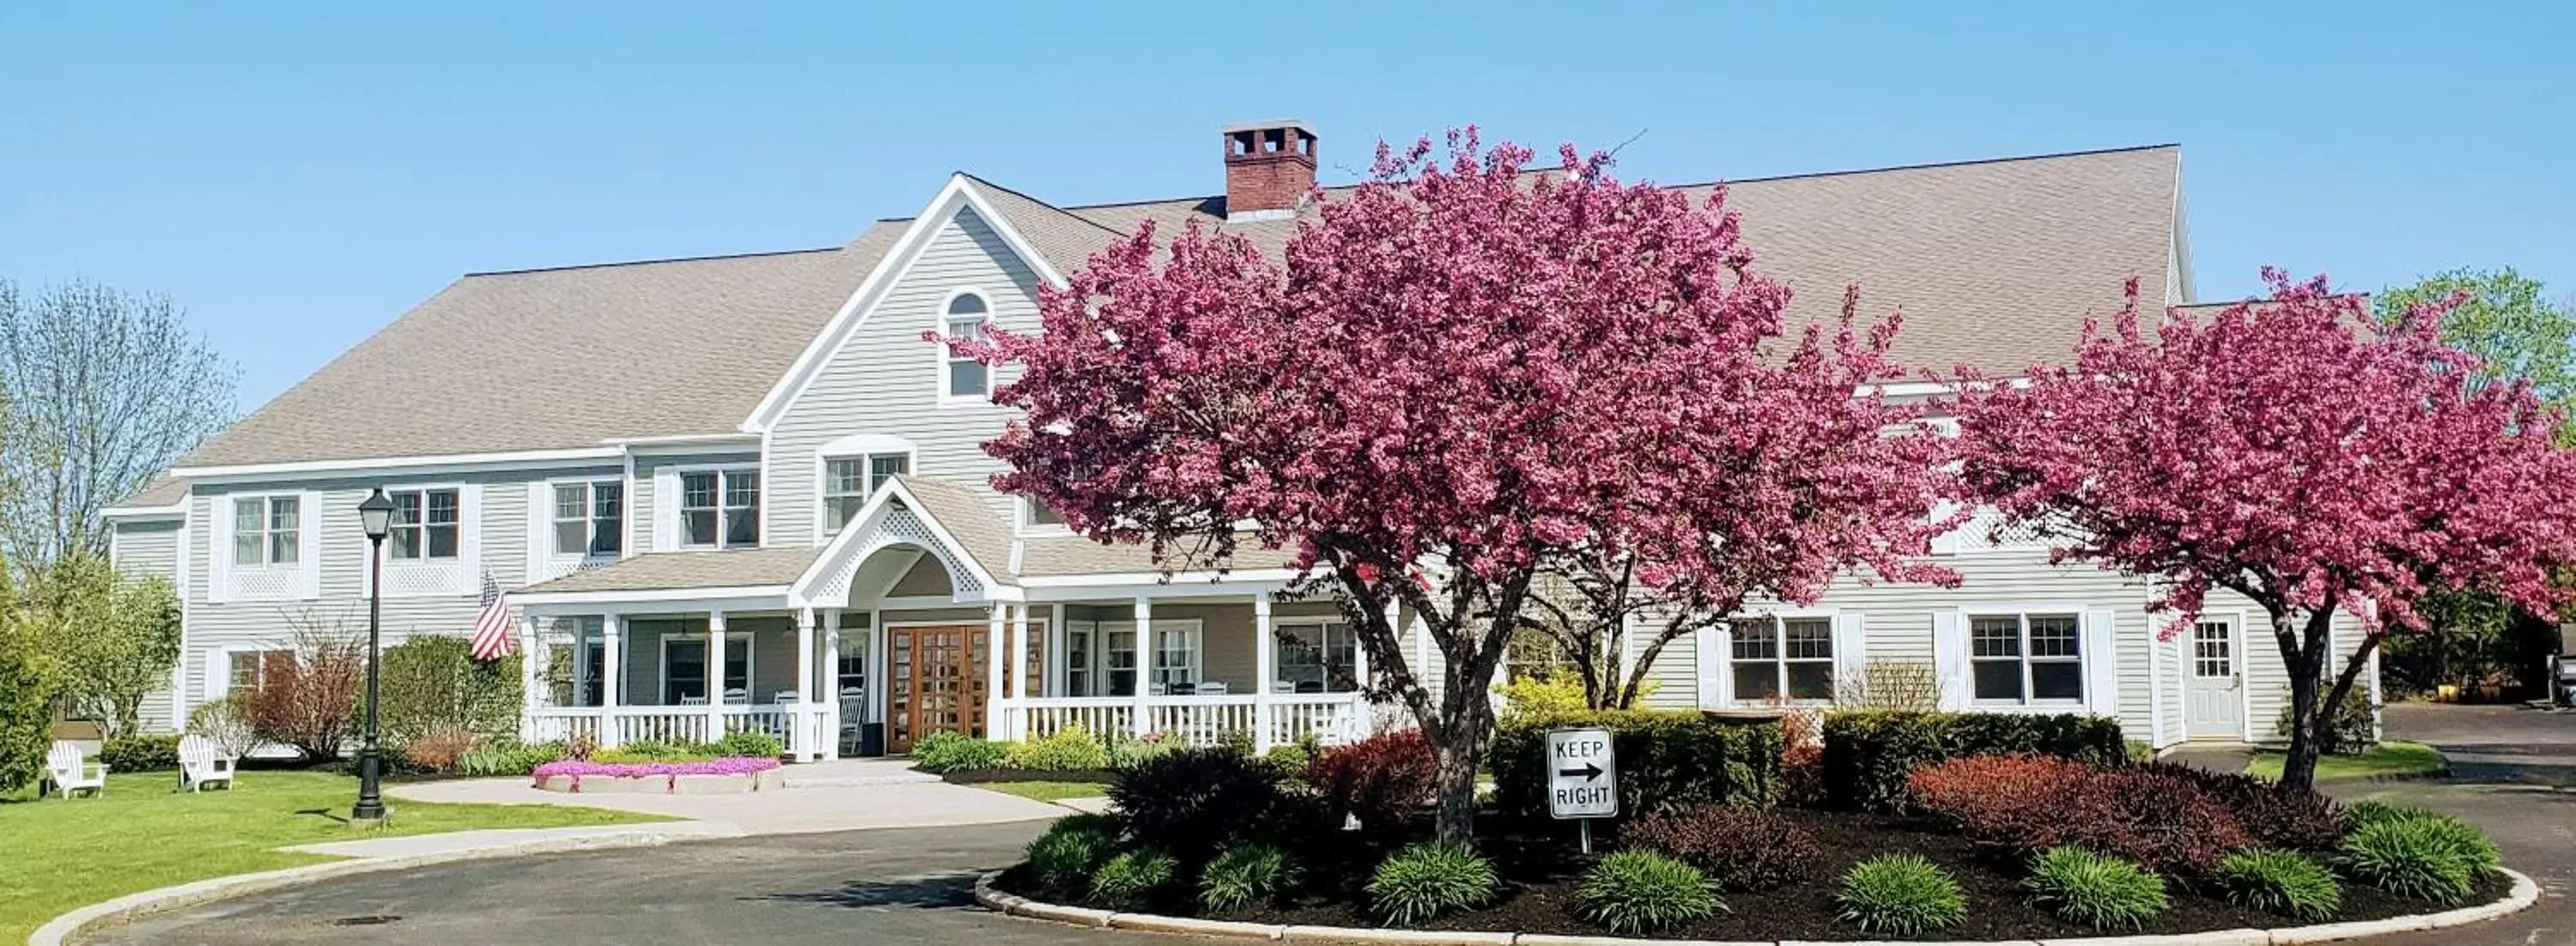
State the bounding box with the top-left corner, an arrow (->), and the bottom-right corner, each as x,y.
885,624 -> 988,755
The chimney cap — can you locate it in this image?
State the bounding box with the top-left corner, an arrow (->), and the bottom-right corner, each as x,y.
1221,118 -> 1316,136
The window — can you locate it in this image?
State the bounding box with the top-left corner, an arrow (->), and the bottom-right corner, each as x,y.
1730,616 -> 1836,703
1066,623 -> 1094,695
1275,621 -> 1358,693
822,452 -> 909,532
552,481 -> 623,557
1153,625 -> 1201,691
227,649 -> 291,698
386,488 -> 461,561
944,293 -> 989,398
2193,620 -> 2233,679
1504,630 -> 1574,683
1970,613 -> 2083,703
1024,496 -> 1067,530
544,616 -> 605,707
664,634 -> 751,703
230,495 -> 301,566
1104,628 -> 1136,696
681,470 -> 760,548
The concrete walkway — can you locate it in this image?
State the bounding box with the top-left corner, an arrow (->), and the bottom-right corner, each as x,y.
387,771 -> 1066,836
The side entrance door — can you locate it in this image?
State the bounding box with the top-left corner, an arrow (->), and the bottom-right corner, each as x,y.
2184,616 -> 2244,739
884,624 -> 988,755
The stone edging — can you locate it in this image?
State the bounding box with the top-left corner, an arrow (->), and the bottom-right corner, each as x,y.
973,867 -> 2539,946
27,824 -> 744,946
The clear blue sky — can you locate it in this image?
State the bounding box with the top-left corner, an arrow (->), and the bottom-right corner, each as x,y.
3,3 -> 2568,410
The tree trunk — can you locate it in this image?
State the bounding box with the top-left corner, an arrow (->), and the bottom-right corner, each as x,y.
2270,603 -> 2338,793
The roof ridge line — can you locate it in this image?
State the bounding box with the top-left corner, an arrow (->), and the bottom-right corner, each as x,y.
955,172 -> 1132,240
465,246 -> 842,278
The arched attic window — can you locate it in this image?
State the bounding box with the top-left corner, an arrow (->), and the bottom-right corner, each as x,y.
943,291 -> 990,401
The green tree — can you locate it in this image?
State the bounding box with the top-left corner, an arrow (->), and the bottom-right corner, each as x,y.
27,554 -> 181,740
2375,269 -> 2576,698
0,567 -> 57,793
379,634 -> 523,744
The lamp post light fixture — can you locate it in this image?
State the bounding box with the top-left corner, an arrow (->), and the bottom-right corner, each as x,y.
351,488 -> 397,825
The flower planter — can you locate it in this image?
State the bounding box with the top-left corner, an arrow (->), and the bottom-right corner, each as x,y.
531,757 -> 786,795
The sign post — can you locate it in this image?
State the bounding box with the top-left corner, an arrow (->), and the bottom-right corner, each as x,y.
1544,727 -> 1618,854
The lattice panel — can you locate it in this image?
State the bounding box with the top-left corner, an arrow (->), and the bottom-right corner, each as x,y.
226,567 -> 303,602
813,500 -> 987,603
382,562 -> 471,597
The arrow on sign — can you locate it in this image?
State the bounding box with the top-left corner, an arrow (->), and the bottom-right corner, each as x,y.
1556,762 -> 1604,782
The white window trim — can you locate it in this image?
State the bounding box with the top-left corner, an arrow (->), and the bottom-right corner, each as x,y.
1273,619 -> 1358,694
543,476 -> 626,561
1086,618 -> 1203,694
1018,495 -> 1073,537
363,482 -> 483,599
1960,604 -> 2091,709
935,286 -> 995,408
657,630 -> 756,705
811,440 -> 917,543
1724,609 -> 1841,707
672,464 -> 762,550
210,490 -> 321,603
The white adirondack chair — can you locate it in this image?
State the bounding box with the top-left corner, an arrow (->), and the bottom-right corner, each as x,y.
178,734 -> 237,792
43,741 -> 106,798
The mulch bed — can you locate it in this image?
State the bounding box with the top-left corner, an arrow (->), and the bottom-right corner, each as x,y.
996,809 -> 2511,941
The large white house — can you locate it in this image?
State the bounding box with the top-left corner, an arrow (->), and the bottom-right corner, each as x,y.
104,121 -> 2372,761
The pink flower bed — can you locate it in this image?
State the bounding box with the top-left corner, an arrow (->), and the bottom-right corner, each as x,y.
532,756 -> 781,781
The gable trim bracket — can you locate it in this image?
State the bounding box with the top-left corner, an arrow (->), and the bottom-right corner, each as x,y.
787,476 -> 1019,609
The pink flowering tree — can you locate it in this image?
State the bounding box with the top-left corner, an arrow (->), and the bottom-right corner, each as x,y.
948,130 -> 1953,839
1955,270 -> 2576,791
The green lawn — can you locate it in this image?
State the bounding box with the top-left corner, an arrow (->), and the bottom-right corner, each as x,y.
969,780 -> 1109,803
2249,741 -> 2447,782
0,770 -> 668,942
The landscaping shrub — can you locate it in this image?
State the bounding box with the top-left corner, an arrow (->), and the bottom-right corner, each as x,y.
2343,800 -> 2429,834
1216,727 -> 1257,758
2021,846 -> 2169,931
595,740 -> 722,764
1005,725 -> 1111,772
1577,850 -> 1723,935
1261,741 -> 1315,777
1200,843 -> 1296,913
98,734 -> 180,772
2217,849 -> 2343,921
379,634 -> 521,744
712,730 -> 786,759
1029,816 -> 1121,899
0,613 -> 55,794
1492,711 -> 1782,822
2132,761 -> 2346,851
244,624 -> 367,762
1089,849 -> 1178,910
1109,748 -> 1293,859
1908,755 -> 2252,876
913,731 -> 1008,773
1368,842 -> 1500,925
400,725 -> 484,773
1822,710 -> 2127,811
1109,731 -> 1181,769
2339,816 -> 2482,903
2272,687 -> 2377,755
459,740 -> 563,777
185,694 -> 263,758
1835,854 -> 1967,937
1309,730 -> 1438,833
1622,803 -> 1822,891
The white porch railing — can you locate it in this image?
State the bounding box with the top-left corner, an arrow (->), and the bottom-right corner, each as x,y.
530,705 -> 829,759
1012,692 -> 1369,750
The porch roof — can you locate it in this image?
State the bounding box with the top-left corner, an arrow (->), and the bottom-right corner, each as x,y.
519,546 -> 821,594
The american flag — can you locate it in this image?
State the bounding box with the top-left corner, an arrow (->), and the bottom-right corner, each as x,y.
469,569 -> 515,661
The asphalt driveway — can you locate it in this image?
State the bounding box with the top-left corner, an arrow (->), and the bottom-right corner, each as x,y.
80,704 -> 2576,945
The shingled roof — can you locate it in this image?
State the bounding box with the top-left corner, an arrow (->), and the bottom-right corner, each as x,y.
178,144 -> 2185,471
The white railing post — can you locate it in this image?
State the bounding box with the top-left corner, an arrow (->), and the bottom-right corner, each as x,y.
707,609 -> 728,743
822,608 -> 842,760
1133,595 -> 1155,738
517,613 -> 541,743
985,604 -> 1006,740
795,606 -> 817,761
601,613 -> 624,748
1254,591 -> 1275,752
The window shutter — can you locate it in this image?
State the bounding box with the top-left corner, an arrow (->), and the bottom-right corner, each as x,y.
459,483 -> 485,582
2084,608 -> 2120,718
1832,612 -> 1868,701
208,498 -> 233,603
653,468 -> 679,551
1695,625 -> 1727,709
525,483 -> 549,579
298,491 -> 324,598
1930,611 -> 1968,709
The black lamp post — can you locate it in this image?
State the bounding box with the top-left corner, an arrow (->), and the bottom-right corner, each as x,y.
352,488 -> 396,824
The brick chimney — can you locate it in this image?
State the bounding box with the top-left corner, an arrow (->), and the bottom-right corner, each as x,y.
1223,120 -> 1316,221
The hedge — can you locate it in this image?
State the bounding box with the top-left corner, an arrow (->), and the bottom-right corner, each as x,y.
99,734 -> 182,773
1822,710 -> 2126,811
1492,711 -> 1782,823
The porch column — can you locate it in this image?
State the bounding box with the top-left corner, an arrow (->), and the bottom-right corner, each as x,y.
1133,595 -> 1155,738
795,606 -> 817,761
985,604 -> 1006,739
1048,603 -> 1068,695
822,608 -> 842,760
707,609 -> 728,741
517,612 -> 541,743
1011,603 -> 1032,739
1254,591 -> 1276,752
601,613 -> 625,748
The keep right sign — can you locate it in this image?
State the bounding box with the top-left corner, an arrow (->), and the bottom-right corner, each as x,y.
1544,727 -> 1619,820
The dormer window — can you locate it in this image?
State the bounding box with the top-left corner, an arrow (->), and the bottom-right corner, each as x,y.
944,292 -> 989,400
